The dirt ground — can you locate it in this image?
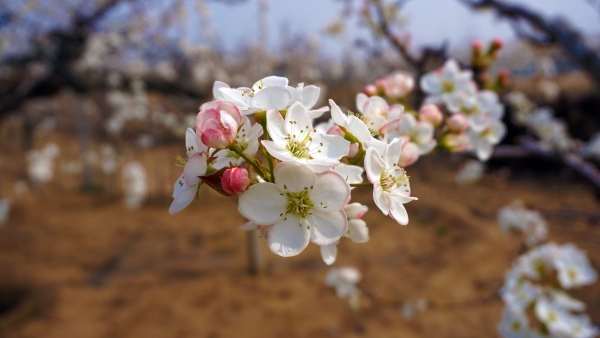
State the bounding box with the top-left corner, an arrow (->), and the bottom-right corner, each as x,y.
0,149 -> 599,338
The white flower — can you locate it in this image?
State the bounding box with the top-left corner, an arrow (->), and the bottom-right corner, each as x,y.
0,199 -> 10,226
468,119 -> 506,161
169,128 -> 208,215
420,59 -> 474,106
330,163 -> 364,186
238,161 -> 350,257
355,94 -> 404,136
498,307 -> 531,338
394,113 -> 436,155
325,266 -> 362,298
447,90 -> 504,132
329,99 -> 372,146
122,161 -> 148,209
262,102 -> 350,173
527,108 -> 573,152
497,200 -> 547,246
320,202 -> 369,265
455,160 -> 485,185
535,297 -> 574,336
557,314 -> 599,338
554,243 -> 597,289
212,116 -> 263,169
365,138 -> 417,225
581,133 -> 600,160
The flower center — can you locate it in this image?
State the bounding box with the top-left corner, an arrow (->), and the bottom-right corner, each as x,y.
441,80 -> 455,93
285,121 -> 314,159
567,268 -> 577,280
379,167 -> 410,193
510,320 -> 521,332
285,190 -> 313,218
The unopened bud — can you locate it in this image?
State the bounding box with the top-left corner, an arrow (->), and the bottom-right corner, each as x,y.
222,167 -> 250,195
418,103 -> 443,127
447,114 -> 470,133
363,84 -> 378,96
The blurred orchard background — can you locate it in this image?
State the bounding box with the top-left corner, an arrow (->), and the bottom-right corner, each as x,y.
0,0 -> 600,337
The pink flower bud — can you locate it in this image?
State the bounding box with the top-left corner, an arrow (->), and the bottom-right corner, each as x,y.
397,139 -> 420,167
418,103 -> 443,127
441,132 -> 470,152
327,125 -> 345,137
363,84 -> 378,96
498,69 -> 510,86
221,167 -> 250,195
447,114 -> 469,133
348,143 -> 360,158
196,101 -> 241,149
491,38 -> 504,50
472,40 -> 483,53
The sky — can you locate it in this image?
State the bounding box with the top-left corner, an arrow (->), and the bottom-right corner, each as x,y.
199,0 -> 600,58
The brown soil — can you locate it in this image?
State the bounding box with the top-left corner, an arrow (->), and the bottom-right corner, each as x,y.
0,152 -> 599,338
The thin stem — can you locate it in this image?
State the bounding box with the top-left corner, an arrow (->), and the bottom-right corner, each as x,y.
350,182 -> 373,188
229,145 -> 268,181
259,116 -> 275,182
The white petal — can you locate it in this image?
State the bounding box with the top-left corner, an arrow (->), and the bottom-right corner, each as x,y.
355,93 -> 368,113
252,86 -> 292,111
260,76 -> 289,88
309,210 -> 348,246
384,138 -> 403,168
266,109 -> 287,143
475,141 -> 493,161
373,184 -> 390,215
310,171 -> 350,212
388,194 -> 417,225
307,106 -> 329,119
268,215 -> 310,257
285,101 -> 313,135
213,81 -> 230,100
344,203 -> 368,219
274,161 -> 317,192
301,85 -> 320,109
169,185 -> 197,215
219,88 -> 248,108
331,164 -> 364,185
172,174 -> 187,198
262,140 -> 296,162
348,219 -> 369,243
320,244 -> 338,265
365,147 -> 385,183
420,73 -> 442,95
183,152 -> 207,186
310,132 -> 350,161
185,128 -> 206,156
329,99 -> 349,128
347,115 -> 372,145
239,221 -> 258,231
238,183 -> 286,225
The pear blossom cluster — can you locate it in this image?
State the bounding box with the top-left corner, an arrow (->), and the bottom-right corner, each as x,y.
325,266 -> 363,310
169,76 -> 419,264
122,161 -> 148,209
27,143 -> 60,185
498,200 -> 548,247
499,242 -> 598,338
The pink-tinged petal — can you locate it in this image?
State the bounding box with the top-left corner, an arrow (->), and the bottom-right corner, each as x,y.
301,85 -> 320,109
309,210 -> 348,246
364,147 -> 385,183
238,183 -> 287,225
307,106 -> 329,119
196,108 -> 220,134
373,184 -> 390,216
200,128 -> 231,149
363,96 -> 389,116
348,219 -> 369,243
356,93 -> 368,114
212,81 -> 230,100
387,104 -> 405,121
169,185 -> 197,215
268,215 -> 310,257
285,102 -> 313,135
252,86 -> 292,111
274,161 -> 317,193
266,109 -> 287,143
347,115 -> 372,144
320,244 -> 338,265
379,118 -> 401,134
310,133 -> 350,161
310,171 -> 350,212
329,99 -> 349,128
200,101 -> 241,126
388,194 -> 417,225
344,202 -> 368,219
183,152 -> 207,186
